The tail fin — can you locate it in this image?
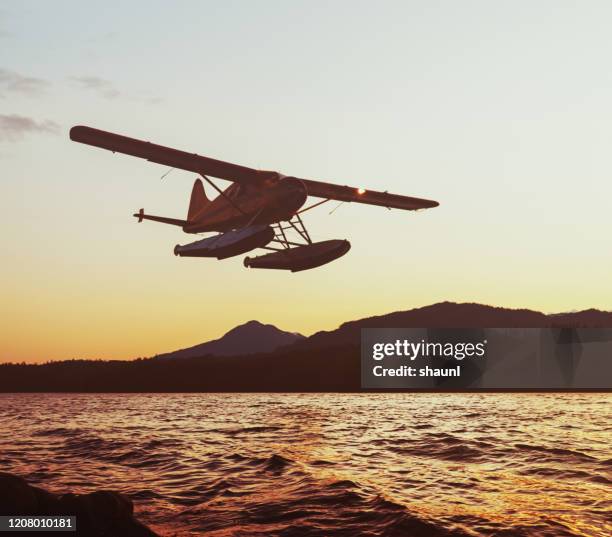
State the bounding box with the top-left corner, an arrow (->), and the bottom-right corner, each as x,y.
187,178 -> 209,221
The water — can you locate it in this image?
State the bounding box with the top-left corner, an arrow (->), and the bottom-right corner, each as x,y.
0,393 -> 609,536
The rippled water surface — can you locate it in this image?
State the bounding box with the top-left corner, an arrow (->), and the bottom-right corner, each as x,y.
1,393 -> 610,536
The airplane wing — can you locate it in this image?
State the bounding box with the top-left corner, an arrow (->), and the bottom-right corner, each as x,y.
70,125 -> 439,210
299,178 -> 439,211
70,126 -> 262,185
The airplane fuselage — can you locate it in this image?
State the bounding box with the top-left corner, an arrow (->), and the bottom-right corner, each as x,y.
183,177 -> 307,233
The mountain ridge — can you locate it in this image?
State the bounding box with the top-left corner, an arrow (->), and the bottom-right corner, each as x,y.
1,302 -> 611,391
279,301 -> 612,352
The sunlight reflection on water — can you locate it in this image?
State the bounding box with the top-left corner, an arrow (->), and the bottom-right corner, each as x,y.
1,393 -> 610,536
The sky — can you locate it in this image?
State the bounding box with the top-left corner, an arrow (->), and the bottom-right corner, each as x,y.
1,0 -> 611,363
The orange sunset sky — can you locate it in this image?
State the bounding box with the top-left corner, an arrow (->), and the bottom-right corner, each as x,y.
2,1 -> 611,363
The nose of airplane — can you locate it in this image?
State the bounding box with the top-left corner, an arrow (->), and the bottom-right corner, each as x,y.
278,177 -> 307,211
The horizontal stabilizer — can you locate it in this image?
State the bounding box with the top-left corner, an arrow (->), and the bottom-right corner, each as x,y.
133,209 -> 187,227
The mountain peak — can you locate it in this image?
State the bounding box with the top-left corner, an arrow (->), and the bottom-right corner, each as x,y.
223,320 -> 267,335
155,321 -> 305,360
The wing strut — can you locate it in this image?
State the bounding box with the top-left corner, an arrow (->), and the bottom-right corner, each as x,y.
289,214 -> 312,244
200,174 -> 247,216
297,198 -> 331,214
267,214 -> 313,250
329,201 -> 346,215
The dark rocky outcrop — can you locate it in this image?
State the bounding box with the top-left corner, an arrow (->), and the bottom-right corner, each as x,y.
0,473 -> 158,536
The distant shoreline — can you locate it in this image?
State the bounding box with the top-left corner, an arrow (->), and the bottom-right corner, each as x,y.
3,303 -> 611,392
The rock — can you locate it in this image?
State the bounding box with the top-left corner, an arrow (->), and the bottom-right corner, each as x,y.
0,473 -> 159,536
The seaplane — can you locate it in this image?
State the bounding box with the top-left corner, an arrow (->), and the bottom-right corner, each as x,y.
70,126 -> 439,272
